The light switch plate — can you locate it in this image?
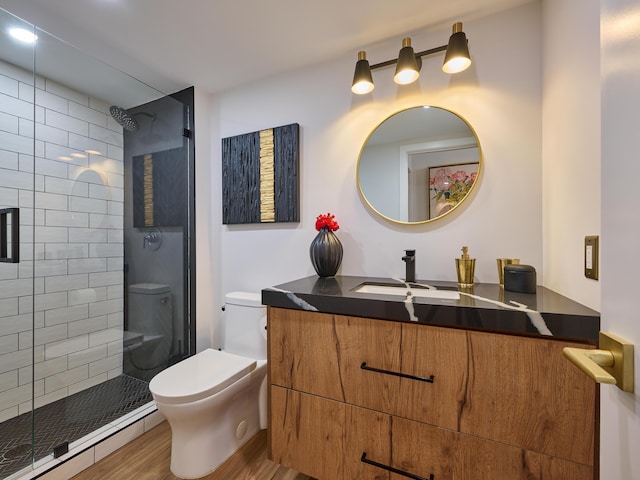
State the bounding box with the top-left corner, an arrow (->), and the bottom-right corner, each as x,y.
584,235 -> 599,280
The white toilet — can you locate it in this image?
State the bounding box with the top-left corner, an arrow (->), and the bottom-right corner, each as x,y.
149,291 -> 267,479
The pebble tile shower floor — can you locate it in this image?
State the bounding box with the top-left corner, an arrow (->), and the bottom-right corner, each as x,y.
0,375 -> 152,479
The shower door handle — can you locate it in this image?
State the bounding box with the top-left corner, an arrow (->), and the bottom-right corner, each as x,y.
0,208 -> 19,263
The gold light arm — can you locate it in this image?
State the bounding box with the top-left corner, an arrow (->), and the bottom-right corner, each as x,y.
562,331 -> 634,393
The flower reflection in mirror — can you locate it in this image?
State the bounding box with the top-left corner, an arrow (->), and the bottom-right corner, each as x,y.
429,164 -> 478,218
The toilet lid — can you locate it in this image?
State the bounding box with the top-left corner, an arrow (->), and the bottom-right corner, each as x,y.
149,349 -> 256,404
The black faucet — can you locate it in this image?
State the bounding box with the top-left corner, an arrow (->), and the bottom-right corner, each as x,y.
402,249 -> 416,283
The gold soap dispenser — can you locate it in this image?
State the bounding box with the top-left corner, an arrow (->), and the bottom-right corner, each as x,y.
455,246 -> 476,288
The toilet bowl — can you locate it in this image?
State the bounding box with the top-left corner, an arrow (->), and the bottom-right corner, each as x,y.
149,292 -> 267,479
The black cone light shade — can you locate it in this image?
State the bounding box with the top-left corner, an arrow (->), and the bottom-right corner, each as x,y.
442,22 -> 471,74
351,51 -> 374,94
393,38 -> 420,85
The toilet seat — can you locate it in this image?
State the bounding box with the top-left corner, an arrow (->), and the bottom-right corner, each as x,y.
149,349 -> 256,405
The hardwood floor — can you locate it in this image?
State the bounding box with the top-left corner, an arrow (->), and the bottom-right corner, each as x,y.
71,421 -> 313,480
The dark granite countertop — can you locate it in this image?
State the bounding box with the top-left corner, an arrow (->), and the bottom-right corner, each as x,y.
261,275 -> 600,345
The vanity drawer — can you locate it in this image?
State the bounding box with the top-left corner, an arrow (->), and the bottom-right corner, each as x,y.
269,386 -> 593,480
268,307 -> 468,430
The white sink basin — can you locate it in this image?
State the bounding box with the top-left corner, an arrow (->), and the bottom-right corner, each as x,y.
353,283 -> 460,300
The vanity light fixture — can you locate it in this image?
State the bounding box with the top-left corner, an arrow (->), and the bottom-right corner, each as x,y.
351,21 -> 471,94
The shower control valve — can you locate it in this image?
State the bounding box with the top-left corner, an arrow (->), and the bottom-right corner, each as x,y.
142,228 -> 162,251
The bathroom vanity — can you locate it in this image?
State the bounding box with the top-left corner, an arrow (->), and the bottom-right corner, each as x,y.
263,276 -> 600,480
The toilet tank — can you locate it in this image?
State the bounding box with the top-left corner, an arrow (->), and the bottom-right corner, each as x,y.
128,283 -> 173,338
128,283 -> 174,370
224,291 -> 266,360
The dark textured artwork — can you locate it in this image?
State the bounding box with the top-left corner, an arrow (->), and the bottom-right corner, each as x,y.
222,123 -> 299,224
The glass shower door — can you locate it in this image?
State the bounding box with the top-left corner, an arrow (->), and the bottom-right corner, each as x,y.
0,10 -> 36,478
1,7 -> 194,479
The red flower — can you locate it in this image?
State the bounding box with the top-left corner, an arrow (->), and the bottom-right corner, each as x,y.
315,212 -> 340,231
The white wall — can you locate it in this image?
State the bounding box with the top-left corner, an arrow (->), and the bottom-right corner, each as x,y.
194,87 -> 217,352
206,3 -> 543,346
541,0 -> 601,311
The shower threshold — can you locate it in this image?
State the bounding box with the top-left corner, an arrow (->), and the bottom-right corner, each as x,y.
0,375 -> 152,480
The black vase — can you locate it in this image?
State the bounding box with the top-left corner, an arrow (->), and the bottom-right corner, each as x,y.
309,227 -> 343,277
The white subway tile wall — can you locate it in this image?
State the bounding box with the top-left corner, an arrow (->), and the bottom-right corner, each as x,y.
0,59 -> 124,421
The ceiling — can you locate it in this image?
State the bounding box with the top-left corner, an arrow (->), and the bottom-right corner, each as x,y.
0,0 -> 533,96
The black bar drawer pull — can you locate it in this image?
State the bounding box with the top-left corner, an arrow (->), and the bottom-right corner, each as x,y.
361,452 -> 434,480
360,362 -> 434,383
0,208 -> 19,263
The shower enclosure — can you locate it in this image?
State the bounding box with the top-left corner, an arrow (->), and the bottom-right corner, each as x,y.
0,8 -> 195,479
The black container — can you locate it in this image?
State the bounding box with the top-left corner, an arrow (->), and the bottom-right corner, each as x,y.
503,264 -> 537,293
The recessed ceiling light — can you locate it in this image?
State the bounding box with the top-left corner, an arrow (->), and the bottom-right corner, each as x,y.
9,27 -> 38,44
70,153 -> 86,158
85,149 -> 102,155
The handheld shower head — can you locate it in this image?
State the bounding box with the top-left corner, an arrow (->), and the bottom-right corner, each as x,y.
110,105 -> 139,132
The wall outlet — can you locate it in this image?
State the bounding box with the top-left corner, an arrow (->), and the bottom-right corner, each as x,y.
584,235 -> 599,280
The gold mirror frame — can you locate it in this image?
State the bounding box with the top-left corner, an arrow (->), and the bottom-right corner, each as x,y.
357,106 -> 482,225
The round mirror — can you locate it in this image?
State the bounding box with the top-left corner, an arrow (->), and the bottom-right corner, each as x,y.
357,106 -> 481,224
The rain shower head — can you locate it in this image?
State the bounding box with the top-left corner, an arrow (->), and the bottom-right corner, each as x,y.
110,106 -> 158,133
110,105 -> 139,132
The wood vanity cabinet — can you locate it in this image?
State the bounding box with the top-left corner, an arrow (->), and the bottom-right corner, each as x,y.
267,307 -> 597,480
